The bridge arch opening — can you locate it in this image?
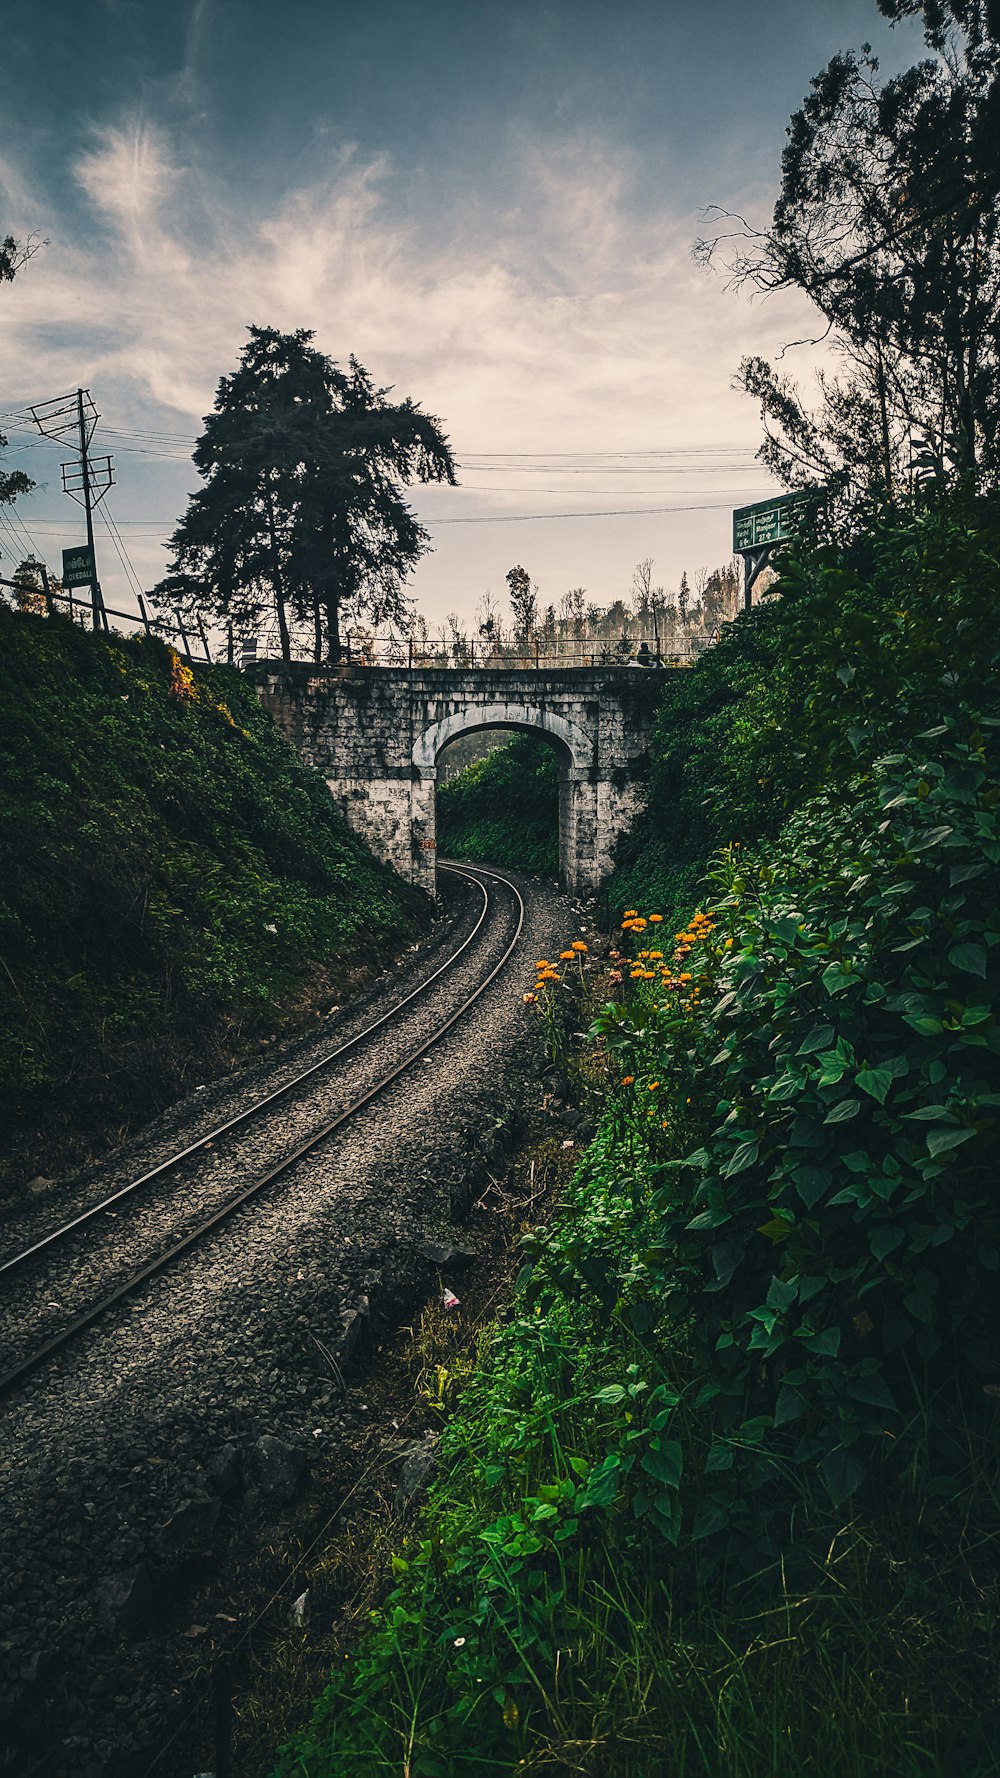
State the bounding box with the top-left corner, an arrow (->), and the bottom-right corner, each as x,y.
411,702 -> 592,894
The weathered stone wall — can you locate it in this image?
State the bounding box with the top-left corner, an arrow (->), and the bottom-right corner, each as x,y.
255,664 -> 667,894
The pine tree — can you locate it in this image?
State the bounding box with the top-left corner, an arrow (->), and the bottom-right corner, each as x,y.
153,327 -> 456,661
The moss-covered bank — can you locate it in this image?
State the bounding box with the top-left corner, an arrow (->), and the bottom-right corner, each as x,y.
0,609 -> 426,1187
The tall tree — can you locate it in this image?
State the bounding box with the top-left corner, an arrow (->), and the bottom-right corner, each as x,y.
698,25 -> 1000,504
154,327 -> 456,661
505,564 -> 537,645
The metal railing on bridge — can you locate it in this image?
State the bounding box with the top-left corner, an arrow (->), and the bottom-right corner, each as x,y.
333,635 -> 688,670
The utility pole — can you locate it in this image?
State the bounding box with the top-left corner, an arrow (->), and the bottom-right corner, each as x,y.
77,387 -> 102,630
29,387 -> 114,632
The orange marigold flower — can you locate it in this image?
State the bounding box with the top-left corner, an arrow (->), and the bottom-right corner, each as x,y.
536,960 -> 550,969
620,1075 -> 635,1086
648,950 -> 663,960
560,951 -> 575,960
572,940 -> 588,953
623,909 -> 638,919
648,1080 -> 660,1091
523,992 -> 537,1003
629,968 -> 644,978
632,918 -> 648,931
679,972 -> 693,982
649,913 -> 663,924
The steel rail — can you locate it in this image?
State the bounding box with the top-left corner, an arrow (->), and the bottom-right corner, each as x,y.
0,864 -> 526,1399
0,863 -> 490,1282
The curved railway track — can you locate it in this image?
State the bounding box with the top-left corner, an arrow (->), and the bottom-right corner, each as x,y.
0,862 -> 525,1400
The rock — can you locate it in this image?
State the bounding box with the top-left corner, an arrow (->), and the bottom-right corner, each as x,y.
290,1589 -> 309,1629
418,1239 -> 476,1270
205,1444 -> 242,1497
393,1435 -> 438,1513
336,1303 -> 370,1365
577,1119 -> 598,1141
483,1129 -> 506,1168
27,1176 -> 55,1196
18,1650 -> 46,1686
251,1436 -> 305,1503
94,1567 -> 152,1635
154,1495 -> 220,1557
561,1107 -> 581,1129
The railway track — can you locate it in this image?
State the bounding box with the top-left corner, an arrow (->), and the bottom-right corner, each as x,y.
0,861 -> 525,1401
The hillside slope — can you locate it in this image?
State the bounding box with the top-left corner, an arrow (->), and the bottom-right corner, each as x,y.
0,609 -> 426,1187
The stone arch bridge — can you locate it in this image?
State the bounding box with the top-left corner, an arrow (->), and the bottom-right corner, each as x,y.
256,665 -> 668,895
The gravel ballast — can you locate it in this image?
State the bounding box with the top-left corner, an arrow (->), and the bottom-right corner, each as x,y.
0,866 -> 587,1777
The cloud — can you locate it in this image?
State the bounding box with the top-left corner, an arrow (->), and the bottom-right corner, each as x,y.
0,114 -> 819,611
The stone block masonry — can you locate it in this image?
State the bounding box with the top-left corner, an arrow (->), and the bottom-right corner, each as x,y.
255,664 -> 668,894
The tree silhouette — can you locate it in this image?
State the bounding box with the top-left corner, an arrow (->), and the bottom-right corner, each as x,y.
154,327 -> 456,661
699,26 -> 1000,503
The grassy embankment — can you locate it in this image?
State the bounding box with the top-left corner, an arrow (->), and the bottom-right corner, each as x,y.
437,733 -> 559,874
275,494 -> 1000,1777
0,608 -> 426,1188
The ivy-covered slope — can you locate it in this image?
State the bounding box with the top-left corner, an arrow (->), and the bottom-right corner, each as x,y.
437,733 -> 559,874
0,609 -> 426,1185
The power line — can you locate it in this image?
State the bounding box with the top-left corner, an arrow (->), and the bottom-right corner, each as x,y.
0,502 -> 43,564
427,496 -> 773,526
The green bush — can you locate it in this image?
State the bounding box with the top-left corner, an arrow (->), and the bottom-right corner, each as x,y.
608,492 -> 1000,928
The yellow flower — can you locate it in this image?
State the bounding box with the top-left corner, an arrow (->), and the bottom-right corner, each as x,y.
649,913 -> 663,924
620,1074 -> 635,1086
523,992 -> 537,1003
629,968 -> 644,979
648,1080 -> 660,1091
623,909 -> 638,919
572,940 -> 588,953
648,950 -> 663,960
536,960 -> 550,969
560,950 -> 575,960
679,972 -> 693,983
632,918 -> 648,931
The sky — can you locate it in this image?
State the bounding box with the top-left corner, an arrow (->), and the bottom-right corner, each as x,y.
0,0 -> 928,640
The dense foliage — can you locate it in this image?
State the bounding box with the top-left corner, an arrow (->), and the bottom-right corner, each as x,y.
0,608 -> 425,1183
154,326 -> 456,661
609,491 -> 1000,922
437,733 -> 560,875
276,494 -> 1000,1777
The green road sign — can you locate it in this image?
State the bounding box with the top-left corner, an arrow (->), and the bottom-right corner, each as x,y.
733,490 -> 816,554
62,544 -> 95,588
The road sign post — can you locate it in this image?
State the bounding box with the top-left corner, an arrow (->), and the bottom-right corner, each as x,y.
62,545 -> 95,588
732,490 -> 820,610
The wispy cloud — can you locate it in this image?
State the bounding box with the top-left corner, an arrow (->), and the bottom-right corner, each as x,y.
0,114 -> 819,610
